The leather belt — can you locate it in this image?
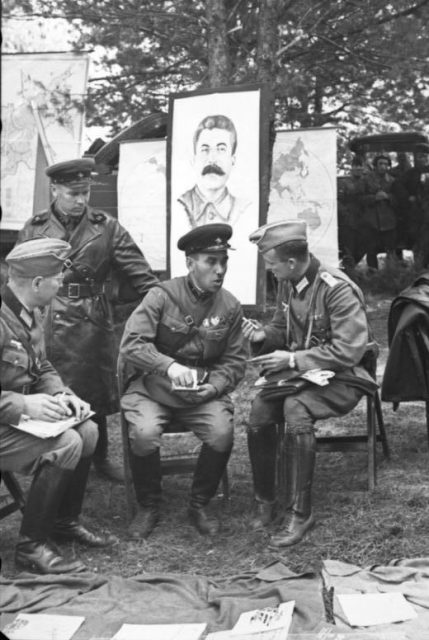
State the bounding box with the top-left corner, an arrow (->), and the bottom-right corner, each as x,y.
58,282 -> 105,299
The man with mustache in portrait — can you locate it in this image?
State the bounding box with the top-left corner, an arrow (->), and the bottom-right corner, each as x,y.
178,115 -> 251,228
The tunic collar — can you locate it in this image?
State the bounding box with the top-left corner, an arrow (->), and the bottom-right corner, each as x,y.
53,203 -> 85,232
186,276 -> 214,302
2,286 -> 34,329
182,186 -> 234,224
292,255 -> 320,296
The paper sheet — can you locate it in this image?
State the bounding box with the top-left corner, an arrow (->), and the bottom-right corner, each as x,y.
2,613 -> 85,640
112,622 -> 207,640
230,601 -> 294,636
337,592 -> 417,627
11,411 -> 95,439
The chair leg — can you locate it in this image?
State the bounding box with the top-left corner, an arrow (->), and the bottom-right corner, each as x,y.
220,470 -> 230,503
2,471 -> 26,514
119,408 -> 135,521
375,391 -> 390,458
426,402 -> 429,448
367,395 -> 376,490
276,423 -> 286,499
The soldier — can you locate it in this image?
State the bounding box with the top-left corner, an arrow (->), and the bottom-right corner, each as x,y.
0,238 -> 116,574
242,221 -> 375,546
16,158 -> 159,482
119,223 -> 246,539
337,156 -> 366,268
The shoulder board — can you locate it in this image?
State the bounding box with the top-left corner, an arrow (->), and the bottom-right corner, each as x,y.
90,211 -> 107,223
31,211 -> 49,224
320,271 -> 339,288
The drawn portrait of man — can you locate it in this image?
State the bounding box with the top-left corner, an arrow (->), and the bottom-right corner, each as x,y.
177,114 -> 251,228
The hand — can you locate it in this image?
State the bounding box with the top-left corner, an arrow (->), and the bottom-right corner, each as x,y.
23,393 -> 69,422
249,350 -> 292,373
64,394 -> 92,420
167,362 -> 196,387
242,317 -> 265,343
175,383 -> 217,405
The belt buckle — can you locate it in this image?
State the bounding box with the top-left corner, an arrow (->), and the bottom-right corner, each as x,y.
68,283 -> 80,298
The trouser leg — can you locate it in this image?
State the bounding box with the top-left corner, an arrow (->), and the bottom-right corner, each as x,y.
189,444 -> 231,536
247,426 -> 277,530
127,450 -> 162,539
16,462 -> 85,574
93,415 -> 124,483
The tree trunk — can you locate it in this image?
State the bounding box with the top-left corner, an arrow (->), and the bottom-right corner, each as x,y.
205,0 -> 231,87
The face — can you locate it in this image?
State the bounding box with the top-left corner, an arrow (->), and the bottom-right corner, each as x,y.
33,271 -> 64,306
52,183 -> 90,216
375,159 -> 390,175
187,252 -> 228,292
415,152 -> 429,169
193,128 -> 235,192
263,249 -> 296,281
351,165 -> 364,178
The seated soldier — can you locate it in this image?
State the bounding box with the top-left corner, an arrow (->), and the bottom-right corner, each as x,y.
0,238 -> 116,575
119,223 -> 246,539
242,221 -> 376,547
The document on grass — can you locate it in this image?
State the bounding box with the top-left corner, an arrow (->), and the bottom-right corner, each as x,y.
11,411 -> 95,439
112,622 -> 207,640
338,592 -> 417,627
230,601 -> 294,635
2,613 -> 85,640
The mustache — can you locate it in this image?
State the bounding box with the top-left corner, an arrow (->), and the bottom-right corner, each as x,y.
202,164 -> 225,176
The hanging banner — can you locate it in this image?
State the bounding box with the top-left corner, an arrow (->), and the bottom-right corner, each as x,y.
1,52 -> 89,230
268,128 -> 338,266
118,139 -> 167,271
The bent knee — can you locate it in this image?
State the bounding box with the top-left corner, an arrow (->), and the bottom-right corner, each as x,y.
206,421 -> 234,452
78,419 -> 99,457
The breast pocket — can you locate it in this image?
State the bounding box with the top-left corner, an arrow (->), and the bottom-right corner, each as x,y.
2,346 -> 29,371
157,313 -> 191,353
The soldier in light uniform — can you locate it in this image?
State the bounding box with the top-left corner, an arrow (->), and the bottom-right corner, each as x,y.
242,221 -> 375,546
16,158 -> 159,482
0,238 -> 115,574
119,223 -> 246,539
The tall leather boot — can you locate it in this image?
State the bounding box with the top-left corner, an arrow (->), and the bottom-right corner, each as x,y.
188,444 -> 231,536
247,427 -> 277,530
52,457 -> 118,547
93,415 -> 124,483
15,462 -> 86,574
127,450 -> 162,540
270,432 -> 316,547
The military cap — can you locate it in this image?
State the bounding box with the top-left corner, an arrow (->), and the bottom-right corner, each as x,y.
178,223 -> 233,255
249,220 -> 307,253
6,238 -> 71,277
414,142 -> 429,154
46,158 -> 95,185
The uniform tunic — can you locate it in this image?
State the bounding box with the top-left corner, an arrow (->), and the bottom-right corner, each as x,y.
249,257 -> 375,433
16,204 -> 159,415
0,287 -> 97,472
120,276 -> 246,454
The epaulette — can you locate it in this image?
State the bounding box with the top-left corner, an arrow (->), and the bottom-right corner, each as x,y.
320,271 -> 339,288
90,210 -> 107,223
31,211 -> 49,225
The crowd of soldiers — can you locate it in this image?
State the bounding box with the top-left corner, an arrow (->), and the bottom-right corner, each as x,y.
337,142 -> 429,271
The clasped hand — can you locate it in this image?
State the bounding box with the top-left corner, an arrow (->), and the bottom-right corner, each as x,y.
250,350 -> 292,373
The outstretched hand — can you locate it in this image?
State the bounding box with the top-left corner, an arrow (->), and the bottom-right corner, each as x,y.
249,350 -> 292,373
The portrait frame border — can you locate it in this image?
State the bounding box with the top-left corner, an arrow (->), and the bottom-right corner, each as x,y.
167,83 -> 271,307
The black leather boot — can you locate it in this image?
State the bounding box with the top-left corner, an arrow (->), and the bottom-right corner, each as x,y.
53,457 -> 118,547
93,415 -> 124,483
189,444 -> 231,536
270,432 -> 316,547
127,450 -> 162,540
247,427 -> 277,530
15,462 -> 86,574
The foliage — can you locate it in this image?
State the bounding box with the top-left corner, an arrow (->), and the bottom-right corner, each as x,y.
4,0 -> 429,141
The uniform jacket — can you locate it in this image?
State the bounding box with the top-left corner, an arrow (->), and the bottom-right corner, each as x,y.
0,289 -> 65,425
382,272 -> 429,403
119,276 -> 246,397
256,257 -> 374,386
337,175 -> 365,229
178,185 -> 251,228
16,204 -> 159,414
361,172 -> 396,231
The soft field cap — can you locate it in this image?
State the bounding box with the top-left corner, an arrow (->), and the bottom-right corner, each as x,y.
249,220 -> 307,253
6,238 -> 71,277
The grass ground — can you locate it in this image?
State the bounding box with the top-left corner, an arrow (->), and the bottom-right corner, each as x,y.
1,286 -> 428,579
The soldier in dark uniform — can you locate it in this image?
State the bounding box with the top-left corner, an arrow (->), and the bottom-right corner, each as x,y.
242,221 -> 375,546
0,238 -> 116,574
16,158 -> 159,482
119,224 -> 246,539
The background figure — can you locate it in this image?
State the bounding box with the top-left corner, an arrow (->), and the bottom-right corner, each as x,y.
337,156 -> 366,269
242,220 -> 375,547
392,142 -> 429,268
120,224 -> 246,540
0,238 -> 115,575
361,154 -> 397,270
16,158 -> 159,482
178,114 -> 250,227
390,152 -> 412,180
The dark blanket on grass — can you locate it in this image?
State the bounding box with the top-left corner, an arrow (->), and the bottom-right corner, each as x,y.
0,562 -> 325,638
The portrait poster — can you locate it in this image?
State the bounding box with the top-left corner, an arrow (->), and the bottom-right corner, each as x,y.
268,127 -> 338,267
168,86 -> 262,304
118,139 -> 167,271
1,52 -> 89,230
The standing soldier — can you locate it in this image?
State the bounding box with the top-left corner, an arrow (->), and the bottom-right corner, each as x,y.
16,158 -> 159,482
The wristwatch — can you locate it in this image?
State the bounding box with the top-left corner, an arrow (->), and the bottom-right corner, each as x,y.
289,352 -> 296,369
